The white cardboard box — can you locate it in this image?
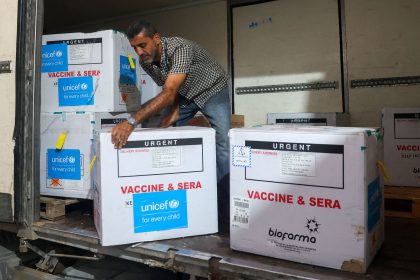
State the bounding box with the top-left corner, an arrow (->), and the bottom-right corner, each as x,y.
41,30 -> 141,113
40,112 -> 130,199
267,112 -> 350,126
135,63 -> 163,127
382,107 -> 420,187
230,126 -> 384,273
93,127 -> 218,246
140,74 -> 162,105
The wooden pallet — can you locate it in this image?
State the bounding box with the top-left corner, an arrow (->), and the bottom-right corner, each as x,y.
384,186 -> 420,218
40,196 -> 79,221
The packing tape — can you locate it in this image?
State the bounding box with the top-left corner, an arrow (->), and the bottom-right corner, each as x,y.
376,160 -> 390,182
128,55 -> 135,70
55,131 -> 67,150
88,155 -> 97,173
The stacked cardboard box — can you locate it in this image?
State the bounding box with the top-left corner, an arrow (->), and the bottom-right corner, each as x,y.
229,126 -> 384,273
93,127 -> 218,246
267,112 -> 350,126
41,30 -> 141,112
139,67 -> 162,105
382,108 -> 420,187
40,112 -> 130,199
40,30 -> 141,199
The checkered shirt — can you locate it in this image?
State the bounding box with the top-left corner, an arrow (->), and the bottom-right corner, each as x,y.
139,37 -> 229,108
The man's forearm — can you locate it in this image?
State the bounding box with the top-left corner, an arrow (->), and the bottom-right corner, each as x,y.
133,88 -> 177,124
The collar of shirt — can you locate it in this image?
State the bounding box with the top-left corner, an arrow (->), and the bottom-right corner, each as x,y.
156,37 -> 169,71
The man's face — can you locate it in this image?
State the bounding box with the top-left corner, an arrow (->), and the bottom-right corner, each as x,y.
129,32 -> 161,64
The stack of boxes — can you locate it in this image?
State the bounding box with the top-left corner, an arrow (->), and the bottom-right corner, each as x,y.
40,30 -> 219,246
40,30 -> 141,199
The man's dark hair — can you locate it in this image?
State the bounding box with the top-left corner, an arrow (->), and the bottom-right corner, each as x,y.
126,20 -> 157,39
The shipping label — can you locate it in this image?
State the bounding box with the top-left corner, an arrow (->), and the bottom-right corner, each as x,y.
394,113 -> 420,139
232,146 -> 251,167
47,38 -> 102,65
133,190 -> 188,233
244,141 -> 344,189
232,197 -> 250,229
118,138 -> 204,177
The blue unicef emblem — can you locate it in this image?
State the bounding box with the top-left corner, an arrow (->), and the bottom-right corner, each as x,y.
47,149 -> 81,180
133,190 -> 188,233
120,55 -> 136,85
42,44 -> 68,72
58,76 -> 94,107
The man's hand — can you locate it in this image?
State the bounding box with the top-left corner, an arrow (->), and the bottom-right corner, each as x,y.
111,121 -> 135,149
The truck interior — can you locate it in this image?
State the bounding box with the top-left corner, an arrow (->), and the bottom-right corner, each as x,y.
5,0 -> 420,279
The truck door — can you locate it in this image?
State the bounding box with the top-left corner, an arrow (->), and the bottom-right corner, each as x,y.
0,0 -> 42,226
0,0 -> 19,223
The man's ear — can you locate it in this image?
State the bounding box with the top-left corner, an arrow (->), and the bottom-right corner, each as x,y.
153,33 -> 161,45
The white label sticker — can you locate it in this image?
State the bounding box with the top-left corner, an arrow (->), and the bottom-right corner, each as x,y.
395,118 -> 420,139
68,43 -> 102,64
152,147 -> 182,168
232,197 -> 250,229
118,138 -> 203,177
69,45 -> 89,61
232,146 -> 251,167
281,152 -> 316,177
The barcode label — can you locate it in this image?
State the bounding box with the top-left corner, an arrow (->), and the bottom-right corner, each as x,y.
234,201 -> 249,208
232,197 -> 250,229
233,215 -> 249,224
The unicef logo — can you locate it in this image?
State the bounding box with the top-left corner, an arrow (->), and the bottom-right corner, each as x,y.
81,83 -> 88,90
55,50 -> 63,57
169,199 -> 180,209
68,156 -> 76,164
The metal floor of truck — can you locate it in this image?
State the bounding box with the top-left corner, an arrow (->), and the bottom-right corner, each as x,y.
31,211 -> 420,280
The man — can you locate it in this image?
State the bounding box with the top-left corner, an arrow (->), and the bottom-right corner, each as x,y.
111,20 -> 231,231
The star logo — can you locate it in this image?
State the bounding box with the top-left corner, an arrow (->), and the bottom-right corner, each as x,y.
306,217 -> 320,235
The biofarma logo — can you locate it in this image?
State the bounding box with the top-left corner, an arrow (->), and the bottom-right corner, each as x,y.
268,217 -> 321,244
140,199 -> 180,212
